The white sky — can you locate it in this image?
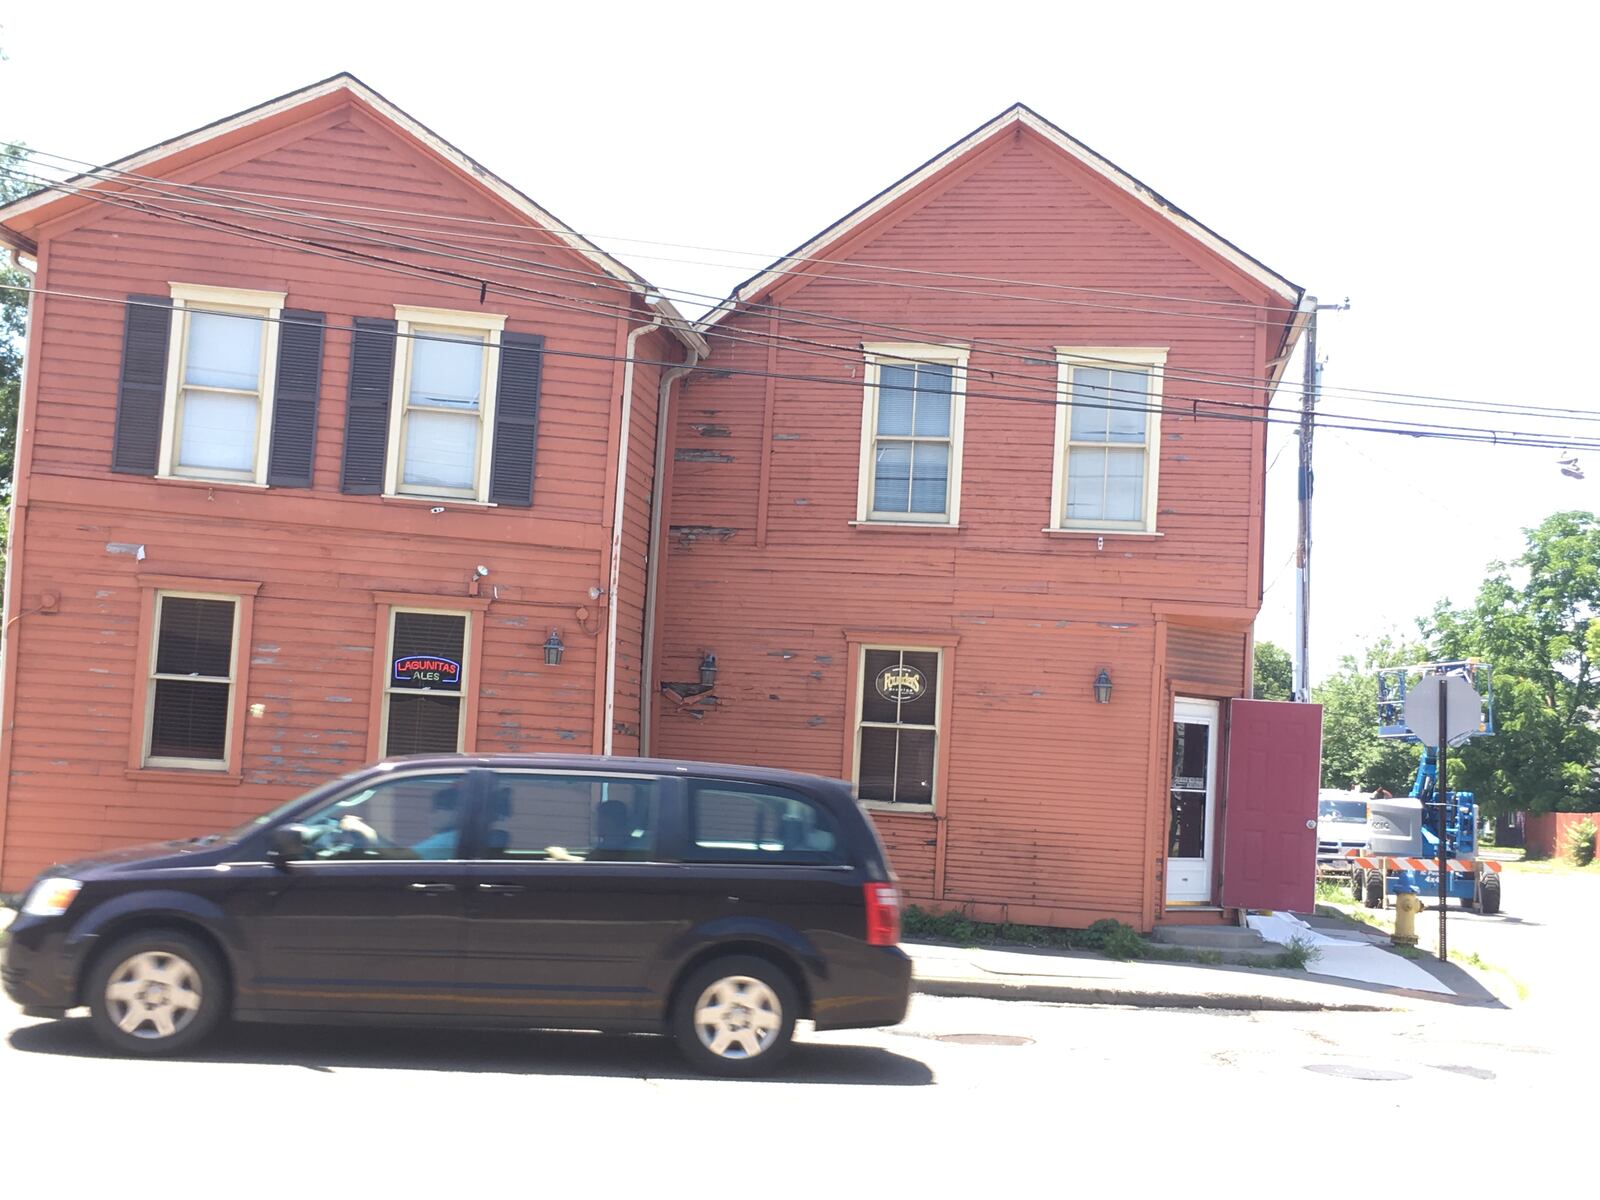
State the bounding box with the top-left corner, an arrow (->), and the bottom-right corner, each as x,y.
3,2 -> 1596,684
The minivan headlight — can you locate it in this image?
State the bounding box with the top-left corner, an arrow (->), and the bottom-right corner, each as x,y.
22,878 -> 82,917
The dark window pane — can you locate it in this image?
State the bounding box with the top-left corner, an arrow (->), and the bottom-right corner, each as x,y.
1169,791 -> 1207,858
485,774 -> 659,861
155,597 -> 234,677
686,783 -> 841,864
385,693 -> 462,755
895,650 -> 939,726
391,611 -> 467,692
858,726 -> 899,802
861,649 -> 902,724
1172,720 -> 1211,789
893,729 -> 936,805
150,679 -> 230,760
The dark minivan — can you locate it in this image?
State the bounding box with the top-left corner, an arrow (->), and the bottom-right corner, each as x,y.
2,755 -> 910,1075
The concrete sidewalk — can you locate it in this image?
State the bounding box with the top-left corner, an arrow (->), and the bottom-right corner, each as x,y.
907,940 -> 1497,1012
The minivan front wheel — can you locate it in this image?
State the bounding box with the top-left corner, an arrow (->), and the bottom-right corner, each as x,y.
673,955 -> 799,1076
87,930 -> 226,1056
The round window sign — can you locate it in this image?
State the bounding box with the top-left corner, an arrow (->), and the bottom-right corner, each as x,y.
876,663 -> 927,703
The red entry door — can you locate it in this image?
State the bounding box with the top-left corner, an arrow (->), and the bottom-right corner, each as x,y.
1219,699 -> 1322,913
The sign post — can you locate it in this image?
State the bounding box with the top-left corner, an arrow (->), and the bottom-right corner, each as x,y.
1402,672 -> 1481,963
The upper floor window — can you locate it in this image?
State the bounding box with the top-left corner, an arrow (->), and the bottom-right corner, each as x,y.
386,306 -> 507,501
857,343 -> 968,525
160,284 -> 285,484
1050,348 -> 1167,533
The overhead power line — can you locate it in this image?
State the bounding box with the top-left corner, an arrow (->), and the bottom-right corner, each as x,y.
6,154 -> 1597,433
6,280 -> 1599,455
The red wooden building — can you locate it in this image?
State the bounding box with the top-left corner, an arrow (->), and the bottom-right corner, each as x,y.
0,76 -> 705,891
0,84 -> 1322,929
649,106 -> 1322,930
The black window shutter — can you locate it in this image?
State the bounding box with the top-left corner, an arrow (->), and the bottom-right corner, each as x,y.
111,295 -> 173,475
340,316 -> 398,494
488,331 -> 545,507
266,309 -> 325,488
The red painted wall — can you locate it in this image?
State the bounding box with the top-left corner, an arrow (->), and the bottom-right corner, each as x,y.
653,124 -> 1292,929
0,92 -> 674,888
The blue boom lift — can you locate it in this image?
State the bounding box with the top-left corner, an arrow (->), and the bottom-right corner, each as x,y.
1350,661 -> 1502,915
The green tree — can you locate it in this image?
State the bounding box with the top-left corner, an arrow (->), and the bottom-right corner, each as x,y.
2,140 -> 33,496
1313,635 -> 1423,794
1426,511 -> 1600,815
1252,639 -> 1293,700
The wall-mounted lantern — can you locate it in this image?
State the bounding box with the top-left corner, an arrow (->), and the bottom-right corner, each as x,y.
543,629 -> 566,666
699,652 -> 718,688
1093,668 -> 1113,705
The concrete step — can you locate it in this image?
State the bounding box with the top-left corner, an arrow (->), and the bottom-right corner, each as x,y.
1152,924 -> 1270,950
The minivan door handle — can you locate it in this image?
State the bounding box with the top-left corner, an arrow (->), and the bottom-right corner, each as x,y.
476,883 -> 526,896
408,882 -> 457,894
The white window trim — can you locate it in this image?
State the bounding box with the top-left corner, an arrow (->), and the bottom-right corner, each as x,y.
159,283 -> 287,486
856,342 -> 969,526
385,305 -> 508,503
144,590 -> 241,770
380,605 -> 473,757
853,643 -> 943,812
1050,346 -> 1168,534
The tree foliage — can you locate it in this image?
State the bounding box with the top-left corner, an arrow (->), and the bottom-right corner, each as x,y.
1252,640 -> 1292,700
2,140 -> 33,498
1426,511 -> 1600,815
1313,636 -> 1422,795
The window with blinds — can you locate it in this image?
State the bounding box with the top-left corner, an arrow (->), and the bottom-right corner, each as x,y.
146,594 -> 238,767
383,609 -> 469,756
855,647 -> 941,807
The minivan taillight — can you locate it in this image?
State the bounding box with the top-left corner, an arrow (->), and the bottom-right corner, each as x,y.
864,883 -> 901,946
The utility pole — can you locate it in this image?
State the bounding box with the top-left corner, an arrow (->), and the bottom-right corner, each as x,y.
1293,300 -> 1318,703
1292,296 -> 1349,703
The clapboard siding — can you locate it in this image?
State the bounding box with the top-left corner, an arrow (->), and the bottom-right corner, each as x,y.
0,92 -> 666,889
654,125 -> 1289,930
1166,624 -> 1249,694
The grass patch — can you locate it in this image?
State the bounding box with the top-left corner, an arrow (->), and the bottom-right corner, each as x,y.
901,907 -> 1152,960
1448,948 -> 1530,1002
1274,935 -> 1321,970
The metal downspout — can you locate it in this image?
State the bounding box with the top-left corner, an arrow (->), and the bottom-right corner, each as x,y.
639,351 -> 700,754
603,311 -> 663,756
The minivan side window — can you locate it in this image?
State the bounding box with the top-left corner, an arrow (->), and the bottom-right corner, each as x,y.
686,783 -> 844,865
292,773 -> 468,861
484,773 -> 660,862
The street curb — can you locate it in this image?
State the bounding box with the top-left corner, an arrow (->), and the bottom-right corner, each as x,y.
912,976 -> 1397,1013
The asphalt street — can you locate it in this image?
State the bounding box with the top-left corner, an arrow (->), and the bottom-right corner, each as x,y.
0,987 -> 1576,1196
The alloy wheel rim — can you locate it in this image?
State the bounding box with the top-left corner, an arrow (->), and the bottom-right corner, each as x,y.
104,951 -> 203,1040
693,975 -> 781,1059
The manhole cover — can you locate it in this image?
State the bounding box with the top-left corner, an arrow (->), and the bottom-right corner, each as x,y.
1431,1064 -> 1496,1081
933,1034 -> 1034,1046
1304,1064 -> 1411,1081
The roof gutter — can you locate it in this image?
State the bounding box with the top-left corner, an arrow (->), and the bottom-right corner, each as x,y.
639,349 -> 700,754
603,306 -> 665,755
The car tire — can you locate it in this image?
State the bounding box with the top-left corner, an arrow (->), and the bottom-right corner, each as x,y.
1364,871 -> 1384,909
672,954 -> 799,1078
86,929 -> 227,1057
1478,874 -> 1501,916
1350,868 -> 1365,901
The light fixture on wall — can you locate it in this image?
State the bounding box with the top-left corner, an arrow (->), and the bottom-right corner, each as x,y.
699,652 -> 718,688
543,629 -> 566,666
1093,668 -> 1113,705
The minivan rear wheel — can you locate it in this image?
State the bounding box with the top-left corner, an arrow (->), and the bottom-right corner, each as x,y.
86,929 -> 226,1056
672,955 -> 799,1077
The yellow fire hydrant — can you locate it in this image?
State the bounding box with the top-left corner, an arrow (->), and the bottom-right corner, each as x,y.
1392,892 -> 1423,947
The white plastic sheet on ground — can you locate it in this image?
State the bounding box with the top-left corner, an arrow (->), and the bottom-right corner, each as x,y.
1246,912 -> 1453,994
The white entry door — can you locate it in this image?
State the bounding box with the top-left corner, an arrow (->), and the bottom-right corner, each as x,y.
1166,698 -> 1220,904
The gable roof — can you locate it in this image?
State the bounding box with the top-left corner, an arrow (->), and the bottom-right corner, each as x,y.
0,73 -> 707,355
703,102 -> 1303,344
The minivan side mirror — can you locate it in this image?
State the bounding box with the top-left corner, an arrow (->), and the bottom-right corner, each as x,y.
267,825 -> 308,869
